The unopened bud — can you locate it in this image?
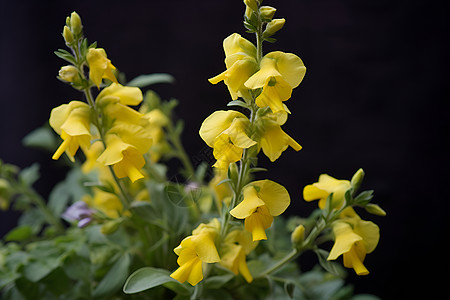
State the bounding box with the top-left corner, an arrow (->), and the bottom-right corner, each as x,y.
70,12 -> 82,35
58,65 -> 79,83
63,26 -> 74,45
351,168 -> 365,192
243,0 -> 258,12
260,6 -> 277,21
264,18 -> 285,37
364,204 -> 386,216
291,224 -> 305,245
100,219 -> 121,235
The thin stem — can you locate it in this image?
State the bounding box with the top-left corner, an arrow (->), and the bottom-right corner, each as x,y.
257,248 -> 299,278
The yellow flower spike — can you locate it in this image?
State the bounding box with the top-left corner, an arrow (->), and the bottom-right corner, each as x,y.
245,51 -> 306,113
257,117 -> 301,162
303,174 -> 351,209
209,33 -> 258,100
171,220 -> 221,286
50,101 -> 92,162
230,180 -> 290,241
86,48 -> 118,88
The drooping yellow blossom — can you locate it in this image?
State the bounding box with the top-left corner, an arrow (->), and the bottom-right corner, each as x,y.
83,188 -> 124,219
230,180 -> 290,241
328,207 -> 380,275
220,229 -> 258,283
97,122 -> 152,182
95,83 -> 146,126
171,219 -> 221,286
209,168 -> 233,210
50,101 -> 92,162
245,51 -> 306,113
209,33 -> 258,101
200,110 -> 256,170
142,109 -> 170,162
86,48 -> 118,88
303,173 -> 351,210
255,109 -> 301,161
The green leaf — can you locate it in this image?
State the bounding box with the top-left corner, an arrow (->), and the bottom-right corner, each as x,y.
227,100 -> 250,109
127,73 -> 175,88
22,126 -> 58,151
203,274 -> 234,289
5,225 -> 33,242
19,163 -> 40,186
93,253 -> 131,298
24,257 -> 60,282
123,267 -> 190,295
54,49 -> 76,64
314,249 -> 343,276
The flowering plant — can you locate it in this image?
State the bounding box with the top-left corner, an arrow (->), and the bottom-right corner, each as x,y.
0,1 -> 385,299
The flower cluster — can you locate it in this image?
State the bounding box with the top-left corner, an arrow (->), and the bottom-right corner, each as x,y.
172,0 -> 306,286
50,13 -> 152,184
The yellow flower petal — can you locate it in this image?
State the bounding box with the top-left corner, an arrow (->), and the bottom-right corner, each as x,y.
96,83 -> 143,106
343,243 -> 369,275
328,222 -> 363,260
244,205 -> 273,241
223,117 -> 256,149
86,48 -> 118,88
259,121 -> 301,162
230,186 -> 265,219
252,180 -> 290,216
199,110 -> 247,147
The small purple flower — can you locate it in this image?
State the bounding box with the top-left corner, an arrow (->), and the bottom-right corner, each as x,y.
62,201 -> 95,228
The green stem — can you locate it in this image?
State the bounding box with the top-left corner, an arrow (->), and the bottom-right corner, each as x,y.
166,121 -> 195,179
257,248 -> 299,278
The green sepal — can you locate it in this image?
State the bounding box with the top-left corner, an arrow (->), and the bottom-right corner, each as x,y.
353,190 -> 374,206
263,37 -> 277,43
314,249 -> 343,276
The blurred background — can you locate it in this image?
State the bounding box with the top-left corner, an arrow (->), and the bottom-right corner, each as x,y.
1,0 -> 449,298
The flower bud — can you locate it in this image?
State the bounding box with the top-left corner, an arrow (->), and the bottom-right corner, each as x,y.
243,0 -> 258,12
351,168 -> 365,192
364,203 -> 387,216
100,219 -> 122,235
70,12 -> 82,35
264,18 -> 285,37
260,6 -> 276,21
63,26 -> 74,45
291,224 -> 305,245
58,65 -> 79,83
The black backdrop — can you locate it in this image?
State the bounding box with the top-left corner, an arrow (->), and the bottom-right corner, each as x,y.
1,0 -> 449,298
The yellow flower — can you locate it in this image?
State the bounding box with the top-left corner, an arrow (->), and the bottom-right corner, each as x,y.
58,65 -> 79,83
200,110 -> 256,170
220,229 -> 258,283
245,51 -> 306,113
171,219 -> 221,286
143,109 -> 170,162
97,122 -> 152,182
256,111 -> 301,162
209,33 -> 258,101
96,83 -> 145,126
86,48 -> 118,88
83,188 -> 123,219
230,180 -> 290,241
303,174 -> 351,210
49,101 -> 92,162
328,207 -> 380,275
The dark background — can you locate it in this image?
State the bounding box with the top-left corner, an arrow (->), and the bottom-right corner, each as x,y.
1,0 -> 449,298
